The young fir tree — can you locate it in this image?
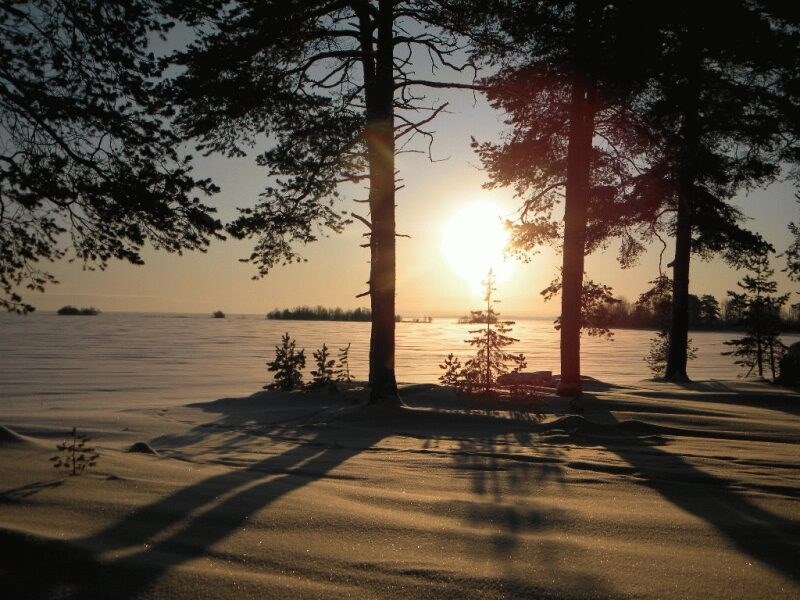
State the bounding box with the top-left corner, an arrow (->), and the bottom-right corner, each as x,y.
51,427 -> 99,476
723,252 -> 789,380
461,269 -> 526,394
438,353 -> 463,387
334,343 -> 353,384
310,343 -> 336,387
266,333 -> 306,390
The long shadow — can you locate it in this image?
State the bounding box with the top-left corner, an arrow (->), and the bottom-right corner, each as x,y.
103,426 -> 382,599
0,479 -> 64,504
629,378 -> 800,418
4,391 -> 385,599
577,397 -> 800,585
448,423 -> 619,597
447,383 -> 799,592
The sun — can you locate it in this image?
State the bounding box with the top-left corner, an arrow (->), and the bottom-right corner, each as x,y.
441,202 -> 517,295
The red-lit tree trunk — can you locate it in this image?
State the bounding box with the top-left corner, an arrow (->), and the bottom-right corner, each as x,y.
359,0 -> 399,403
557,3 -> 595,397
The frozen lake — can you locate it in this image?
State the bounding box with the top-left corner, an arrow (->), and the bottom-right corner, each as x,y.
1,312 -> 795,409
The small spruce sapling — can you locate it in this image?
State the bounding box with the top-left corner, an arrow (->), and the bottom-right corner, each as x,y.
723,251 -> 788,379
310,343 -> 336,387
444,269 -> 526,394
51,427 -> 99,476
438,353 -> 463,387
266,333 -> 306,390
335,343 -> 353,383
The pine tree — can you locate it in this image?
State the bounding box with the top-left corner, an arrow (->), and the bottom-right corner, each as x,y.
0,1 -> 221,313
461,269 -> 526,394
334,343 -> 353,384
698,295 -> 722,327
266,333 -> 306,390
50,427 -> 99,476
458,0 -> 661,396
310,343 -> 336,388
163,1 -> 480,403
541,275 -> 621,340
783,194 -> 800,318
631,3 -> 797,381
723,252 -> 789,380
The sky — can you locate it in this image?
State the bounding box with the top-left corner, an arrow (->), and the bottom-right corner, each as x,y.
33,38 -> 800,318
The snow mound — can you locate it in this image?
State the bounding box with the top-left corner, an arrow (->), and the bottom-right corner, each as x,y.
0,425 -> 31,446
127,441 -> 159,455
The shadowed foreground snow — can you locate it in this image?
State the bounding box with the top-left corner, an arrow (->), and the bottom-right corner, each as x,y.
0,379 -> 798,599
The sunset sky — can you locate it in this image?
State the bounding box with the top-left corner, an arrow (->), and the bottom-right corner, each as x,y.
36,88 -> 799,318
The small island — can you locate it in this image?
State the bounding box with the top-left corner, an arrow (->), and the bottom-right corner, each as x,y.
212,310 -> 226,318
457,311 -> 497,324
57,305 -> 100,316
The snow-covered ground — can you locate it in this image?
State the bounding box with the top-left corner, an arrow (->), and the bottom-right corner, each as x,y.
1,379 -> 798,598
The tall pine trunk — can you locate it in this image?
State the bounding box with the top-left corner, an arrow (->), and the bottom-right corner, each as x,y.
557,2 -> 594,397
665,33 -> 699,382
363,0 -> 399,403
665,187 -> 692,380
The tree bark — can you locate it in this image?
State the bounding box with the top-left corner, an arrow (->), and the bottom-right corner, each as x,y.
557,2 -> 594,397
665,32 -> 700,383
363,0 -> 399,403
665,186 -> 692,381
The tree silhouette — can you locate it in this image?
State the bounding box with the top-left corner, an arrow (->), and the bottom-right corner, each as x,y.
633,2 -> 796,381
458,0 -> 659,396
541,275 -> 621,340
438,353 -> 463,388
51,427 -> 98,476
698,295 -> 721,328
310,343 -> 336,388
335,343 -> 354,384
0,1 -> 222,313
266,333 -> 306,390
461,269 -> 526,394
164,1 -> 479,403
784,194 -> 800,304
723,252 -> 789,380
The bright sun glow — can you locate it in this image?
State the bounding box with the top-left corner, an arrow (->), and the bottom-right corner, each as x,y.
441,202 -> 517,296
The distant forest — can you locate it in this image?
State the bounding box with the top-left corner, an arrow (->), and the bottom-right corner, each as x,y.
266,306 -> 402,322
607,293 -> 800,333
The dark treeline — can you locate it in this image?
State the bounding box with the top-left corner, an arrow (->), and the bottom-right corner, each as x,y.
607,294 -> 800,332
266,306 -> 402,323
56,306 -> 99,316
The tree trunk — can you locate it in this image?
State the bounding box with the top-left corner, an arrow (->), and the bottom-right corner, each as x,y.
365,0 -> 399,404
557,2 -> 594,397
665,33 -> 700,383
665,188 -> 691,381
